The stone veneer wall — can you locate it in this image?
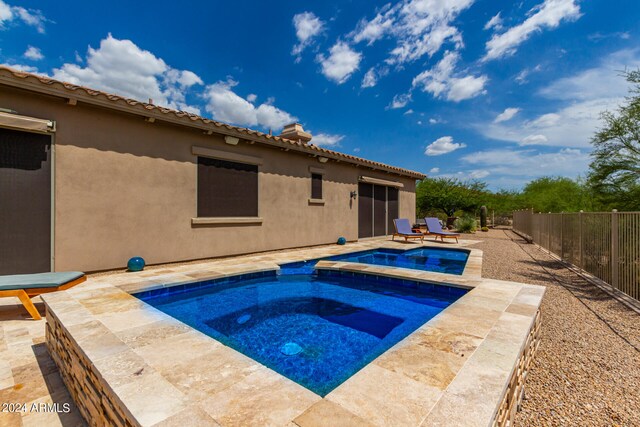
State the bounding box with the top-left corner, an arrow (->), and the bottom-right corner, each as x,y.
45,310 -> 134,427
493,309 -> 542,426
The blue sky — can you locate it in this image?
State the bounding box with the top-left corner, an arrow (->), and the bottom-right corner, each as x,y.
1,0 -> 638,190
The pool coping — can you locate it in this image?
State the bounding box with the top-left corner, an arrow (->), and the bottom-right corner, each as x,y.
41,238 -> 543,426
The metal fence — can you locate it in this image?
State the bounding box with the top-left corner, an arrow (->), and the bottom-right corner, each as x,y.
513,209 -> 640,301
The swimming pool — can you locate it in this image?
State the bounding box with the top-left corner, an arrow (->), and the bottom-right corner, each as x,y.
135,269 -> 466,396
282,246 -> 469,276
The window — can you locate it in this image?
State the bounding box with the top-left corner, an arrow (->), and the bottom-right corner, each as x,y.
197,157 -> 258,217
311,173 -> 323,200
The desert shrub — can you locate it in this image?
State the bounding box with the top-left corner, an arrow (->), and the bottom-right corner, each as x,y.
455,215 -> 477,233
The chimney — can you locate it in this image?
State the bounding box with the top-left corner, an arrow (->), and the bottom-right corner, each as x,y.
278,123 -> 312,143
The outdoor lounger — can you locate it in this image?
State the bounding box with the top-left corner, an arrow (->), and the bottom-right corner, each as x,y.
392,218 -> 424,243
0,272 -> 86,320
424,217 -> 460,243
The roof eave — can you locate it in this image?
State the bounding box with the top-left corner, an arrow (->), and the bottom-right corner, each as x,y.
0,67 -> 426,180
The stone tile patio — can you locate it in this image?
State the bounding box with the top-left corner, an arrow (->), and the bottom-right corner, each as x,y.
1,238 -> 542,426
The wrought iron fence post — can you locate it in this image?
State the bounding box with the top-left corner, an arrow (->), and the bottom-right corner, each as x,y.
611,209 -> 619,290
548,212 -> 551,253
579,210 -> 583,269
560,213 -> 564,260
530,208 -> 534,242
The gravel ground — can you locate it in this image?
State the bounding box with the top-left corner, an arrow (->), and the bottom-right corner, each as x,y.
465,228 -> 640,427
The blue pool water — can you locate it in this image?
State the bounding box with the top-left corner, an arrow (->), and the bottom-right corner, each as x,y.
282,247 -> 469,276
136,269 -> 466,396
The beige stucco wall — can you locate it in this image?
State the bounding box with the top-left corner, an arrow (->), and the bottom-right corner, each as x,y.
1,86 -> 417,272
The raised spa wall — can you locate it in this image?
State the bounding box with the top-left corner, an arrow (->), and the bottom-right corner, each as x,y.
45,300 -> 541,427
41,240 -> 544,427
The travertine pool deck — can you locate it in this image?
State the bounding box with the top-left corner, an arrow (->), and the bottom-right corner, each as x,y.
6,238 -> 543,426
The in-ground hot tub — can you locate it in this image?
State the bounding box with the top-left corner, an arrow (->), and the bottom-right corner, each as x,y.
134,269 -> 467,396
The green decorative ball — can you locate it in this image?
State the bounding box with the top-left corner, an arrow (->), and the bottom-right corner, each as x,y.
337,237 -> 347,245
127,257 -> 145,272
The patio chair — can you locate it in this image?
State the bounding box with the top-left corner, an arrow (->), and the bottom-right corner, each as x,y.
392,218 -> 424,243
424,217 -> 460,243
0,272 -> 86,320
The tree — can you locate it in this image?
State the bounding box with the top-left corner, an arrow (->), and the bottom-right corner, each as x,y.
520,176 -> 589,212
416,177 -> 487,219
588,70 -> 640,211
486,189 -> 522,216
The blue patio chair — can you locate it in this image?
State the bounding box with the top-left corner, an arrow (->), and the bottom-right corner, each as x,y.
392,218 -> 424,243
424,217 -> 460,243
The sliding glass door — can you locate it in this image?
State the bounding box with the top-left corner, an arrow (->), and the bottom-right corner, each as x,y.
358,183 -> 399,238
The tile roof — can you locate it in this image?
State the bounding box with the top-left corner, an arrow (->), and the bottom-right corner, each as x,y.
0,66 -> 425,179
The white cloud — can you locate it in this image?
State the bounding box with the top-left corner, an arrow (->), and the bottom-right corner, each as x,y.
0,1 -> 47,33
434,169 -> 492,181
425,136 -> 466,156
460,147 -> 590,183
14,7 -> 46,33
447,75 -> 488,102
484,12 -> 503,31
204,79 -> 296,130
256,104 -> 295,130
312,133 -> 345,147
530,113 -> 560,127
494,107 -> 520,123
539,49 -> 636,101
52,34 -> 203,114
484,0 -> 581,61
412,51 -> 488,102
515,69 -> 529,84
521,134 -> 548,145
480,49 -> 640,148
387,93 -> 412,109
429,117 -> 445,124
246,93 -> 257,102
204,80 -> 254,124
429,167 -> 440,174
352,4 -> 395,45
588,31 -> 630,41
0,1 -> 11,23
292,12 -> 325,61
317,42 -> 362,84
514,64 -> 542,84
388,23 -> 463,65
404,109 -> 414,115
483,98 -> 621,148
361,66 -> 389,88
353,147 -> 361,153
175,70 -> 202,87
361,68 -> 377,88
351,0 -> 474,65
468,170 -> 490,179
23,46 -> 43,60
1,62 -> 39,73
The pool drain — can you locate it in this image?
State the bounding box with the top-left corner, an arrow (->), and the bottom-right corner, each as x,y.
237,314 -> 251,324
280,342 -> 303,356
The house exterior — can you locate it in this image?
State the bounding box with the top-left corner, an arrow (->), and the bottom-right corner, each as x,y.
0,66 -> 425,274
